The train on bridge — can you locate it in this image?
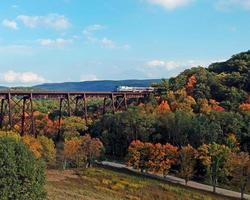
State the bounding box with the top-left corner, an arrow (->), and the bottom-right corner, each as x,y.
115,86 -> 155,93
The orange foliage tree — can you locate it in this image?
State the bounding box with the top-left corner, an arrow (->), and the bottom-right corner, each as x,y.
63,134 -> 103,168
127,140 -> 177,176
126,140 -> 152,172
239,103 -> 250,111
148,143 -> 178,177
63,137 -> 82,167
157,101 -> 171,113
186,75 -> 197,94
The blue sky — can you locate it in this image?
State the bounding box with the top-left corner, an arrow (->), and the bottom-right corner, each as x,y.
0,0 -> 249,86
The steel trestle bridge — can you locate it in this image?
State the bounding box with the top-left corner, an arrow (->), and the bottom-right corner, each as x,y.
0,91 -> 150,136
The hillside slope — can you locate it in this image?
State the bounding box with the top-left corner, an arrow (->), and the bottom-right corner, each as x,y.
163,50 -> 250,111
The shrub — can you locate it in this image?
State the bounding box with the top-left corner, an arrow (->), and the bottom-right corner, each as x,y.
0,131 -> 21,141
0,137 -> 46,200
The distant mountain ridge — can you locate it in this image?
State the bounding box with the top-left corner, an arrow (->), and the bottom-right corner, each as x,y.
0,86 -> 7,90
33,79 -> 161,92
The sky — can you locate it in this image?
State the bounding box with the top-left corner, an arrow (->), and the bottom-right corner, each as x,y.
0,0 -> 250,86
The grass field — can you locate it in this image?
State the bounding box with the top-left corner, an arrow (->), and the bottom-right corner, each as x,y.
46,167 -> 233,200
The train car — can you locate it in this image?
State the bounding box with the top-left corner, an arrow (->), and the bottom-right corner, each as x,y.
116,86 -> 155,92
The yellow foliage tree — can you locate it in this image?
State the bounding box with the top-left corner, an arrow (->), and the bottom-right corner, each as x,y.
37,136 -> 56,163
22,135 -> 43,159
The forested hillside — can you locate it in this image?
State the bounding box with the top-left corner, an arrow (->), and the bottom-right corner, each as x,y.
164,50 -> 250,111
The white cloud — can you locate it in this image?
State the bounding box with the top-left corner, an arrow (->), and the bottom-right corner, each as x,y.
17,14 -> 70,30
1,70 -> 46,83
216,0 -> 250,10
83,24 -> 105,35
143,58 -> 225,78
83,24 -> 129,49
38,38 -> 72,47
147,0 -> 194,10
2,19 -> 18,30
100,38 -> 116,48
147,60 -> 180,70
80,74 -> 99,82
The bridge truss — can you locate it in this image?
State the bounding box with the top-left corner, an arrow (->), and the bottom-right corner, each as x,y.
0,91 -> 148,136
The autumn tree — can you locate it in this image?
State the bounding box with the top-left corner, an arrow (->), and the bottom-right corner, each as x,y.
127,141 -> 177,175
36,114 -> 60,138
239,103 -> 250,111
127,140 -> 144,170
157,100 -> 171,113
63,137 -> 82,167
209,99 -> 225,112
161,143 -> 178,177
22,135 -> 43,159
198,143 -> 231,193
63,135 -> 103,168
147,143 -> 177,177
78,134 -> 104,168
127,140 -> 154,172
186,75 -> 197,94
227,152 -> 250,200
197,98 -> 212,114
178,145 -> 198,185
166,89 -> 196,112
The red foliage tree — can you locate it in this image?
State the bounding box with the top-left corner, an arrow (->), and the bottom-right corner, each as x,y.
209,99 -> 225,112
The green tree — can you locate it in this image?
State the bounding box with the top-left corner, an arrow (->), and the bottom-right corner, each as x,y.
0,137 -> 46,200
62,116 -> 88,140
198,143 -> 231,193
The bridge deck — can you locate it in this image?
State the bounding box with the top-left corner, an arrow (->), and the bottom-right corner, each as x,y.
0,91 -> 149,98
